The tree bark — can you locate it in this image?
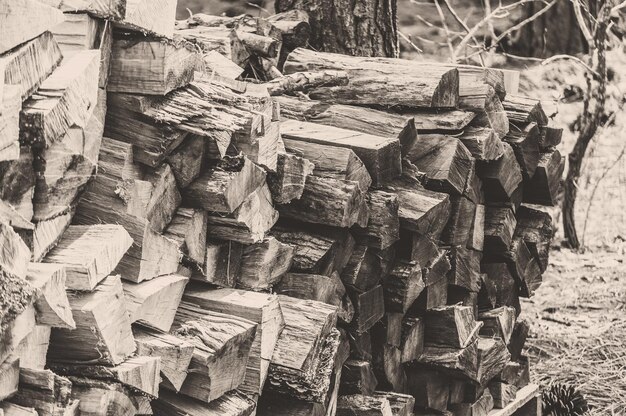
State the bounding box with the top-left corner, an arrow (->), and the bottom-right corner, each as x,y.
275,0 -> 399,58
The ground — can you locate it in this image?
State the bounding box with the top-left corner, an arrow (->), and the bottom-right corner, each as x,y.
177,0 -> 626,412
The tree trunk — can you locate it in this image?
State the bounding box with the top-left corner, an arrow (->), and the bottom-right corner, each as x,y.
275,0 -> 399,58
562,1 -> 611,249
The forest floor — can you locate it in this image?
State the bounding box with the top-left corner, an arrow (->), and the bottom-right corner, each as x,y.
177,0 -> 626,412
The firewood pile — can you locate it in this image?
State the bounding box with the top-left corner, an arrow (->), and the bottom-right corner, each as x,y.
0,0 -> 563,415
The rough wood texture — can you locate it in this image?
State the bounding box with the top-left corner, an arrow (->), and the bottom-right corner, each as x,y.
0,222 -> 31,279
479,307 -> 517,344
354,190 -> 399,250
108,35 -> 199,95
175,27 -> 250,67
133,326 -> 194,392
503,123 -> 541,179
347,284 -> 385,334
340,361 -> 379,396
24,263 -> 75,329
67,377 -> 135,416
406,368 -> 450,412
501,238 -> 542,297
0,0 -> 65,55
283,48 -> 459,108
0,149 -> 35,221
417,339 -> 479,382
522,149 -> 564,206
514,204 -> 553,272
441,196 -> 477,247
281,119 -> 401,186
424,305 -> 482,349
372,391 -> 414,416
238,237 -> 293,290
48,276 -> 136,365
166,135 -> 205,188
503,95 -> 548,126
382,261 -> 424,314
182,286 -> 285,395
20,50 -> 101,149
340,244 -> 384,292
477,337 -> 511,386
8,367 -> 76,415
400,316 -> 424,363
484,207 -> 517,253
123,274 -> 188,332
477,143 -> 523,202
14,325 -> 50,370
0,356 -> 19,401
170,302 -> 257,403
154,389 -> 256,416
163,208 -> 208,265
489,381 -> 519,409
456,126 -> 504,161
448,246 -> 481,292
267,152 -> 314,204
449,389 -> 495,416
191,239 -> 243,287
42,224 -> 132,291
0,86 -> 20,162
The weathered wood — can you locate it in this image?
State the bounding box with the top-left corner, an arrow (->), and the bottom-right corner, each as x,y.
265,70 -> 348,96
406,367 -> 450,412
284,48 -> 459,108
339,361 -> 379,396
154,389 -> 256,416
163,208 -> 207,266
0,356 -> 19,401
479,307 -> 516,344
502,95 -> 548,126
0,222 -> 31,279
237,237 -> 293,290
441,196 -> 477,247
523,149 -> 564,206
0,86 -> 21,162
0,298 -> 36,368
165,135 -> 205,188
341,245 -> 384,292
484,207 -> 517,253
477,144 -> 523,202
477,337 -> 511,386
449,389 -> 495,416
267,152 -> 315,204
382,261 -> 424,314
424,305 -> 482,348
24,263 -> 74,329
499,238 -> 542,297
514,205 -> 553,272
497,358 -> 531,388
202,50 -> 245,79
48,276 -> 136,365
20,50 -> 101,149
347,284 -> 385,333
471,87 -> 509,139
191,239 -> 243,287
481,263 -> 520,316
353,190 -> 399,250
0,149 -> 35,221
1,402 -> 39,415
371,340 -> 406,392
9,368 -> 76,415
67,377 -> 136,416
468,204 -> 486,251
447,246 -> 482,292
503,123 -> 541,179
400,316 -> 424,363
170,302 -> 257,403
540,126 -> 563,150
489,382 -> 519,409
0,0 -> 65,55
14,325 -> 50,370
182,286 -> 285,395
108,35 -> 199,95
17,212 -> 72,263
175,27 -> 250,67
372,392 -> 414,416
456,127 -> 504,161
123,274 -> 188,332
281,119 -> 402,186
133,326 -> 194,392
417,339 -> 479,382
49,13 -> 98,57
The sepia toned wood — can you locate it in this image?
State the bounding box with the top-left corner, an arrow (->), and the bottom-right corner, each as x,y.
424,305 -> 482,349
238,237 -> 293,290
523,149 -> 564,206
371,340 -> 406,393
48,275 -> 136,365
340,361 -> 379,396
457,126 -> 504,161
449,389 -> 495,416
468,204 -> 486,251
481,263 -> 521,316
281,119 -> 401,186
479,307 -> 517,344
347,284 -> 385,333
353,190 -> 399,250
191,239 -> 243,287
42,224 -> 133,291
284,48 -> 459,108
0,0 -> 65,55
9,367 -> 76,415
502,95 -> 548,126
484,207 -> 517,253
0,356 -> 19,401
382,261 -> 424,314
14,325 -> 50,370
67,377 -> 136,416
503,123 -> 541,179
340,244 -> 384,292
274,272 -> 349,320
540,126 -> 563,150
123,274 -> 188,332
170,302 -> 257,403
0,149 -> 35,221
166,135 -> 205,189
267,152 -> 315,204
154,389 -> 256,416
400,316 -> 424,363
24,263 -> 75,329
441,196 -> 477,247
448,246 -> 482,292
418,339 -> 479,382
0,221 -> 31,279
372,391 -> 414,416
514,204 -> 553,272
477,143 -> 522,202
501,239 -> 542,297
489,382 -> 519,409
0,301 -> 36,366
1,402 -> 39,415
108,35 -> 199,95
406,367 -> 450,412
175,27 -> 250,68
0,86 -> 21,162
163,208 -> 207,265
202,50 -> 245,79
477,337 -> 511,386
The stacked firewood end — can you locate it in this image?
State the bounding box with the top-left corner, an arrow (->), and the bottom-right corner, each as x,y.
0,1 -> 562,416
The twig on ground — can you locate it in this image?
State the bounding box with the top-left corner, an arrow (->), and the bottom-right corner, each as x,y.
433,0 -> 456,61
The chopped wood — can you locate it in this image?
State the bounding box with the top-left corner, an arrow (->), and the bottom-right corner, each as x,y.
347,284 -> 385,333
202,50 -> 245,79
163,208 -> 207,265
281,119 -> 402,186
0,86 -> 20,162
489,381 -> 519,409
175,27 -> 250,67
14,325 -> 50,370
341,245 -> 384,292
0,302 -> 36,366
522,149 -> 564,206
514,204 -> 553,272
153,389 -> 256,416
406,368 -> 450,412
238,237 -> 293,290
42,224 -> 133,291
339,361 -> 379,396
48,275 -> 136,365
484,207 -> 517,253
67,376 -> 136,416
479,307 -> 516,344
133,326 -> 194,392
0,0 -> 65,55
170,302 -> 257,403
457,126 -> 504,161
497,358 -> 530,388
441,196 -> 477,247
108,35 -> 199,95
503,123 -> 541,179
477,143 -> 523,202
191,239 -> 243,287
400,316 -> 424,363
372,391 -> 414,416
284,48 -> 460,108
24,263 -> 75,329
353,190 -> 400,250
382,261 -> 424,314
503,95 -> 548,126
9,368 -> 76,415
1,402 -> 38,415
265,70 -> 348,96
468,204 -> 486,251
540,126 -> 563,150
0,222 -> 31,279
481,263 -> 520,315
0,149 -> 35,221
166,135 -> 205,188
447,246 -> 482,292
123,274 -> 188,332
449,389 -> 494,416
0,355 -> 19,401
424,305 -> 482,349
267,152 -> 314,204
371,341 -> 406,392
417,339 -> 479,382
477,337 -> 511,386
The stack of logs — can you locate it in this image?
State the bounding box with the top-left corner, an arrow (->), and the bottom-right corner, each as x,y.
0,1 -> 561,415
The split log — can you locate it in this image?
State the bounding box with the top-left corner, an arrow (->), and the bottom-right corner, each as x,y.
507,320 -> 529,361
499,238 -> 542,297
265,71 -> 348,96
278,175 -> 366,228
353,190 -> 400,250
133,326 -> 194,392
400,316 -> 424,363
277,96 -> 418,158
477,143 -> 523,202
540,126 -> 563,150
477,337 -> 511,385
8,368 -> 76,415
51,356 -> 161,397
0,0 -> 64,55
347,285 -> 385,333
191,239 -> 243,287
341,245 -> 384,292
67,377 -> 136,416
514,204 -> 554,272
382,261 -> 424,314
0,222 -> 31,279
281,119 -> 402,186
417,339 -> 479,382
24,263 -> 74,329
183,156 -> 266,214
267,10 -> 310,64
502,95 -> 548,126
267,152 -> 314,204
447,246 -> 481,292
371,340 -> 406,392
405,368 -> 450,412
0,301 -> 36,366
339,361 -> 378,396
166,135 -> 205,188
478,307 -> 516,344
49,13 -> 98,57
523,149 -> 564,206
372,392 -> 414,416
481,263 -> 521,315
408,135 -> 473,196
163,208 -> 208,265
283,48 -> 460,108
14,325 -> 50,370
108,35 -> 199,95
237,237 -> 293,290
153,389 -> 256,416
42,224 -> 133,291
0,86 -> 21,162
456,126 -> 504,161
0,356 -> 19,401
503,123 -> 541,179
170,302 -> 257,403
470,86 -> 509,139
202,50 -> 244,79
267,296 -> 339,402
0,149 -> 35,221
441,196 -> 477,247
424,305 -> 482,348
484,207 -> 517,253
489,381 -> 518,409
448,389 -> 494,416
48,276 -> 136,365
497,358 -> 530,388
1,402 -> 39,415
182,286 -> 285,395
175,27 -> 250,67
20,50 -> 101,149
468,204 -> 486,251
123,274 -> 188,332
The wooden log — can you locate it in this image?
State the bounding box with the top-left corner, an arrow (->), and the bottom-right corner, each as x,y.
0,221 -> 31,279
182,286 -> 285,395
523,149 -> 564,206
170,302 -> 257,403
341,245 -> 384,292
166,135 -> 205,189
281,119 -> 402,186
382,261 -> 424,314
201,50 -> 244,79
353,190 -> 400,250
0,0 -> 64,55
0,356 -> 19,401
14,325 -> 50,370
489,381 -> 519,409
0,149 -> 35,221
20,50 -> 101,149
175,27 -> 250,67
481,263 -> 520,316
236,237 -> 293,290
406,367 -> 450,412
424,305 -> 482,348
1,402 -> 39,415
183,156 -> 266,214
497,358 -> 530,388
446,246 -> 481,293
498,238 -> 542,297
0,301 -> 36,367
24,263 -> 74,329
540,126 -> 563,150
477,337 -> 511,386
417,339 -> 479,382
507,320 -> 530,362
163,208 -> 207,265
441,196 -> 477,247
190,239 -> 243,287
400,316 -> 424,363
42,224 -> 133,291
67,377 -> 136,416
339,361 -> 378,396
371,340 -> 406,392
48,275 -> 135,365
502,95 -> 548,126
478,307 -> 516,344
232,118 -> 281,171
0,86 -> 21,162
477,143 -> 523,202
514,204 -> 553,272
503,123 -> 541,179
133,326 -> 194,392
456,127 -> 504,161
278,175 -> 366,228
122,274 -> 188,332
284,48 -> 460,108
8,368 -> 76,415
470,87 -> 509,139
408,135 -> 473,196
449,389 -> 494,416
267,152 -> 314,204
12,210 -> 71,263
484,207 -> 517,253
372,392 -> 414,416
205,183 -> 279,244
267,296 -> 339,402
153,389 -> 256,416
468,204 -> 485,251
265,70 -> 348,96
347,285 -> 385,333
108,35 -> 199,95
49,13 -> 98,57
